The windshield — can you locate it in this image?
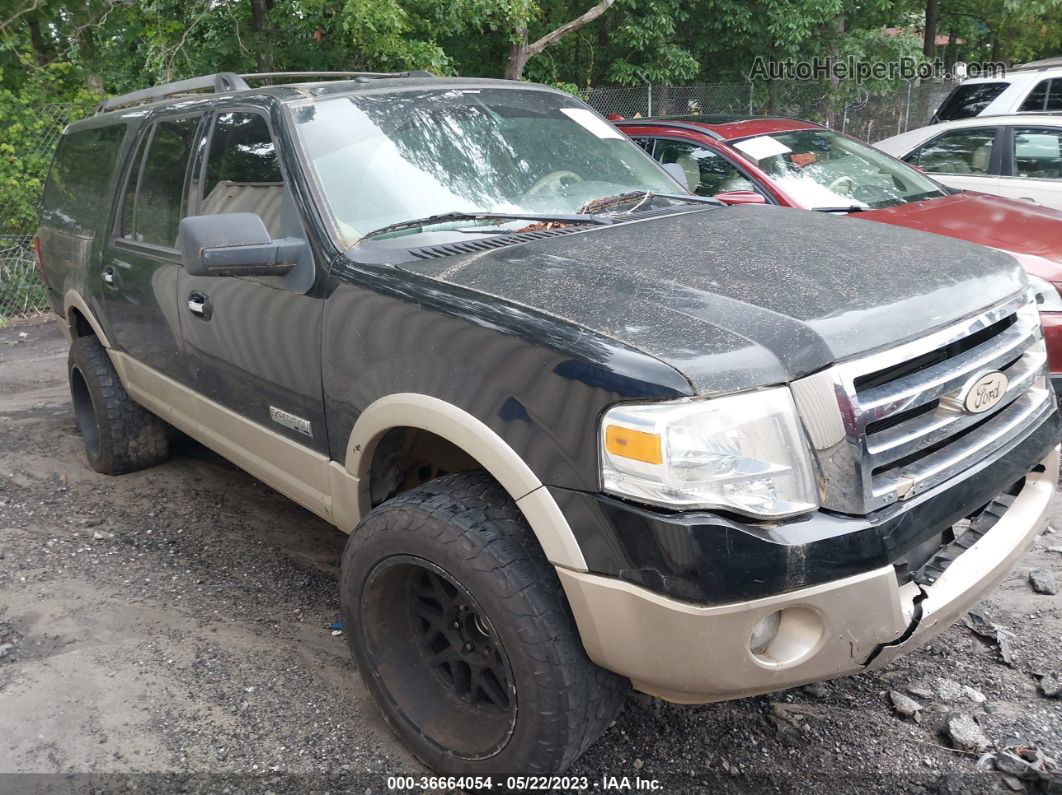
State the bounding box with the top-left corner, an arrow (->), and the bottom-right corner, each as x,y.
291,87 -> 680,241
732,129 -> 946,210
935,82 -> 1009,121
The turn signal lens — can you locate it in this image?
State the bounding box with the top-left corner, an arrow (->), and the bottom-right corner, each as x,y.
604,425 -> 662,465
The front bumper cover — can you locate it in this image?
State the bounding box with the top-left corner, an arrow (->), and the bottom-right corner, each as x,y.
558,448 -> 1058,704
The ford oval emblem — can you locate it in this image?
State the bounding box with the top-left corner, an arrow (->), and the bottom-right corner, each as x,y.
962,371 -> 1009,414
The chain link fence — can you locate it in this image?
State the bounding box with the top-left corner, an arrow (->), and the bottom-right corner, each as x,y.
0,103 -> 70,324
585,79 -> 956,142
0,236 -> 47,321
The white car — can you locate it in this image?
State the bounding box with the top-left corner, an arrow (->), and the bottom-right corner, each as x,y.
932,58 -> 1062,121
874,114 -> 1062,211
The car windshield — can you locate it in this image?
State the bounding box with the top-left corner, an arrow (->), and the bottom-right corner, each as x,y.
935,82 -> 1009,121
290,87 -> 680,241
732,129 -> 946,210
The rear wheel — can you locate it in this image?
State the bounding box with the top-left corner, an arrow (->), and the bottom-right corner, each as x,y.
68,335 -> 170,475
340,471 -> 627,774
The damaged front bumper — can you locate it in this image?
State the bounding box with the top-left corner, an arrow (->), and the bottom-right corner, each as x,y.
558,448 -> 1058,704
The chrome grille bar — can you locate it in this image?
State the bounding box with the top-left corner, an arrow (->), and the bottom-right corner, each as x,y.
866,345 -> 1046,465
791,290 -> 1053,514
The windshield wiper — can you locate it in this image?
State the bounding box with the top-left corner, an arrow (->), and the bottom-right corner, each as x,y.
812,205 -> 868,213
579,191 -> 722,214
361,211 -> 613,240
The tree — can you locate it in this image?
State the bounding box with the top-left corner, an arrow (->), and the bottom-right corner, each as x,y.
505,0 -> 617,79
923,0 -> 939,57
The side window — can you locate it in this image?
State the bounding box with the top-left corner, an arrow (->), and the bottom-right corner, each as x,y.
120,117 -> 200,247
1012,128 -> 1062,179
914,128 -> 997,175
201,112 -> 285,239
41,125 -> 126,234
653,140 -> 756,196
631,137 -> 656,156
1019,80 -> 1050,112
1049,80 -> 1062,112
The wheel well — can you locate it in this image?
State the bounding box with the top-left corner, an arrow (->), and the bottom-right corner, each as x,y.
69,308 -> 95,339
369,427 -> 482,507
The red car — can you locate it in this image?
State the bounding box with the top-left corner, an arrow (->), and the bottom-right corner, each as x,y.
615,115 -> 1062,391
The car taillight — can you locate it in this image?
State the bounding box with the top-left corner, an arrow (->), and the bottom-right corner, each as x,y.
32,236 -> 48,287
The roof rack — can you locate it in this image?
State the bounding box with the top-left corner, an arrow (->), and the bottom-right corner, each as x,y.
1012,57 -> 1062,72
95,70 -> 435,114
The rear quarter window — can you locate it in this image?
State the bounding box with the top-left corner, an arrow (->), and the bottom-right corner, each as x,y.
935,83 -> 1009,121
40,125 -> 127,235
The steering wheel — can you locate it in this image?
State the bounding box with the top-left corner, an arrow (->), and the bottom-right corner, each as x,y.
526,170 -> 583,198
826,175 -> 856,194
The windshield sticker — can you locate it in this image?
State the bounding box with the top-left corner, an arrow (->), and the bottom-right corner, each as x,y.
734,136 -> 792,161
560,108 -> 625,140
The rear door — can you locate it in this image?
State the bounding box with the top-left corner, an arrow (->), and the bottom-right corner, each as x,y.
176,108 -> 328,454
102,113 -> 204,382
904,126 -> 1003,196
996,125 -> 1062,211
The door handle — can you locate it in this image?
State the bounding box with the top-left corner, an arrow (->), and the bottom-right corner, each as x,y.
186,292 -> 212,320
102,266 -> 116,285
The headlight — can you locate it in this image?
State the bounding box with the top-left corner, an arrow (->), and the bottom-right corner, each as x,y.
1027,274 -> 1062,312
600,388 -> 818,519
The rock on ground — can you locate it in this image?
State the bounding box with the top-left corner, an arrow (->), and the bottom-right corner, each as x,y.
1029,568 -> 1058,595
945,714 -> 992,753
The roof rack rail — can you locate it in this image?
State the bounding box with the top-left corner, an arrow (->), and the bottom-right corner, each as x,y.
241,70 -> 434,83
95,69 -> 435,115
96,72 -> 249,114
1012,57 -> 1062,72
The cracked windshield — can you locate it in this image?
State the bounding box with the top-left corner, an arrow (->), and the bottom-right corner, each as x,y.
292,88 -> 679,241
732,129 -> 946,209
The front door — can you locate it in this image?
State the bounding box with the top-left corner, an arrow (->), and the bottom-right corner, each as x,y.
176,109 -> 328,455
102,114 -> 204,383
907,126 -> 1003,197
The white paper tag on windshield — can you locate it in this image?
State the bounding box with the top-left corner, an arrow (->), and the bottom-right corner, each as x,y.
561,108 -> 624,140
734,136 -> 792,161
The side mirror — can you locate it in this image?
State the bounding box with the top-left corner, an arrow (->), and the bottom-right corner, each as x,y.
662,162 -> 690,191
179,213 -> 304,278
714,190 -> 767,206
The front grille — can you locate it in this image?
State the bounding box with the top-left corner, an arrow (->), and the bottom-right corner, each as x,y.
792,291 -> 1052,514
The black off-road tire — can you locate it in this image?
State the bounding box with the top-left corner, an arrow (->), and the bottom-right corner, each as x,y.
68,334 -> 170,475
340,471 -> 628,775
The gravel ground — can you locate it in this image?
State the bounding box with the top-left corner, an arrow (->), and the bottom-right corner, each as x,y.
0,320 -> 1060,794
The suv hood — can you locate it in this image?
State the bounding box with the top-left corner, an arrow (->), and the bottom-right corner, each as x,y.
398,205 -> 1025,395
858,192 -> 1062,281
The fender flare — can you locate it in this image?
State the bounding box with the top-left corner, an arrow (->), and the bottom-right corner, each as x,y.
342,393 -> 588,571
63,290 -> 113,349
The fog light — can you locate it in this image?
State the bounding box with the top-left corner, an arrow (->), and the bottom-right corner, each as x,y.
749,611 -> 782,655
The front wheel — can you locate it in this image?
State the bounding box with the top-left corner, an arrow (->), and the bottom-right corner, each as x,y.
340,471 -> 627,775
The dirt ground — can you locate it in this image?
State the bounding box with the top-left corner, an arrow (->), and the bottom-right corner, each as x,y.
1,319 -> 1060,794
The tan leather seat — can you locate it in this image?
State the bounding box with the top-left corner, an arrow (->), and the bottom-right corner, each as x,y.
674,153 -> 701,192
201,181 -> 285,238
970,145 -> 992,174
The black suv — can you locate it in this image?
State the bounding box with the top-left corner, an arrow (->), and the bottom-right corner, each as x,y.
37,71 -> 1061,776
